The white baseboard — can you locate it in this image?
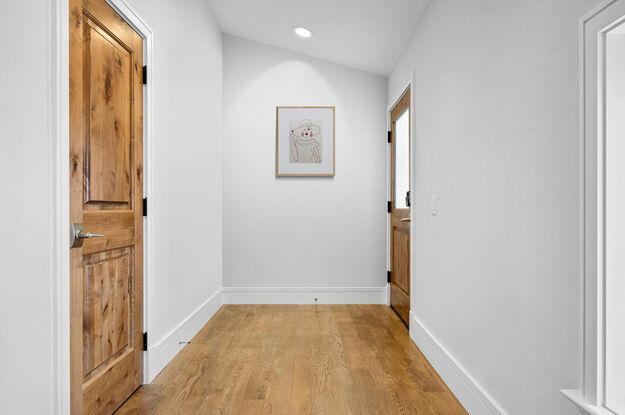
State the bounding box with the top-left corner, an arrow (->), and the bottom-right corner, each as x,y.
222,286 -> 387,304
561,389 -> 614,415
409,312 -> 507,415
144,288 -> 223,383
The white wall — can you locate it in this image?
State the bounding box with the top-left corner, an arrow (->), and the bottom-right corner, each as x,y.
222,35 -> 387,297
125,0 -> 223,369
0,1 -> 57,413
388,0 -> 596,414
0,0 -> 222,412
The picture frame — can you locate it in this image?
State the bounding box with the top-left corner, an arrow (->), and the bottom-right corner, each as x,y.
275,106 -> 335,177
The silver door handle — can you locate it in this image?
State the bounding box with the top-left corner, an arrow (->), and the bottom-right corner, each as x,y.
400,218 -> 411,222
71,223 -> 104,248
77,231 -> 104,239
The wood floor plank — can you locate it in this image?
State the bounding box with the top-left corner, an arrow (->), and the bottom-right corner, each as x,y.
115,305 -> 467,415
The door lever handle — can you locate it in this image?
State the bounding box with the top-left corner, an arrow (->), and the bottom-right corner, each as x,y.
77,231 -> 104,239
400,218 -> 411,223
71,223 -> 104,248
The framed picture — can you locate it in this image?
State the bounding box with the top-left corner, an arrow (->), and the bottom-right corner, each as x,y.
276,106 -> 335,176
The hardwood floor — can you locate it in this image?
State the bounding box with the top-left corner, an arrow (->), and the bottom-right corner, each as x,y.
116,305 -> 467,415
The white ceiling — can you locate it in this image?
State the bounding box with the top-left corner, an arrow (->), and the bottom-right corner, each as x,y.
205,0 -> 430,76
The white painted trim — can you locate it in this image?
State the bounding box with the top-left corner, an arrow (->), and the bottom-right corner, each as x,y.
408,70 -> 417,322
409,312 -> 507,415
563,389 -> 617,415
387,73 -> 414,114
574,2 -> 625,413
146,288 -> 223,382
54,1 -> 154,412
51,0 -> 70,413
222,287 -> 387,305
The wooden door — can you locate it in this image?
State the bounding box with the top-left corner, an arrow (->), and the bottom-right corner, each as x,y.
389,89 -> 411,326
69,0 -> 144,413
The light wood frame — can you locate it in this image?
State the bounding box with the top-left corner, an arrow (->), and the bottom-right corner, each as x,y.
275,106 -> 335,177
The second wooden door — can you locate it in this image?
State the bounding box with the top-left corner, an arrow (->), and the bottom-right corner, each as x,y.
389,89 -> 411,326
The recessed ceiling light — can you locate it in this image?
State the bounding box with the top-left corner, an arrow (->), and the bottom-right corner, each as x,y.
293,26 -> 313,38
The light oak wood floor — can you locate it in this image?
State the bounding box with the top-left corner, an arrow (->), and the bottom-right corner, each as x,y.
116,305 -> 467,415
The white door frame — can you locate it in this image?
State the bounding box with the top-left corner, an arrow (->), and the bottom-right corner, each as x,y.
386,71 -> 416,310
562,1 -> 625,414
51,0 -> 153,413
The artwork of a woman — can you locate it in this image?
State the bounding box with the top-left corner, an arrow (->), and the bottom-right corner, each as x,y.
289,119 -> 322,163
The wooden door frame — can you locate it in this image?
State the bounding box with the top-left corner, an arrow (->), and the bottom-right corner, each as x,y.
386,71 -> 416,319
51,0 -> 153,413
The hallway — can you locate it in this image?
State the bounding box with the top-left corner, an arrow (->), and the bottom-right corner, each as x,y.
4,0 -> 621,413
116,306 -> 466,414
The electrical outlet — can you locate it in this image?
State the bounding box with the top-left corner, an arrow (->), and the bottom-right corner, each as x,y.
432,195 -> 438,216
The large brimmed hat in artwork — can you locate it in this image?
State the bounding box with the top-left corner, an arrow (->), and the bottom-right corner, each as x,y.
290,119 -> 321,138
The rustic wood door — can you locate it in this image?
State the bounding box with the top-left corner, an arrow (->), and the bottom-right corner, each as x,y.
69,0 -> 144,413
389,89 -> 411,326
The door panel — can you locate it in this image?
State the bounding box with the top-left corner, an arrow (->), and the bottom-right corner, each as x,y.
390,282 -> 410,324
83,247 -> 132,377
84,16 -> 133,203
391,222 -> 410,293
70,0 -> 143,413
389,89 -> 410,326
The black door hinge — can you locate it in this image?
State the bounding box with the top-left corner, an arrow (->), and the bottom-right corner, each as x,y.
387,271 -> 391,283
142,65 -> 147,85
405,190 -> 411,207
387,130 -> 392,143
143,332 -> 148,351
143,197 -> 147,217
387,201 -> 392,213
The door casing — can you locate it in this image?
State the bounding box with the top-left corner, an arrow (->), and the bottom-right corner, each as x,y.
51,0 -> 153,413
562,1 -> 625,413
